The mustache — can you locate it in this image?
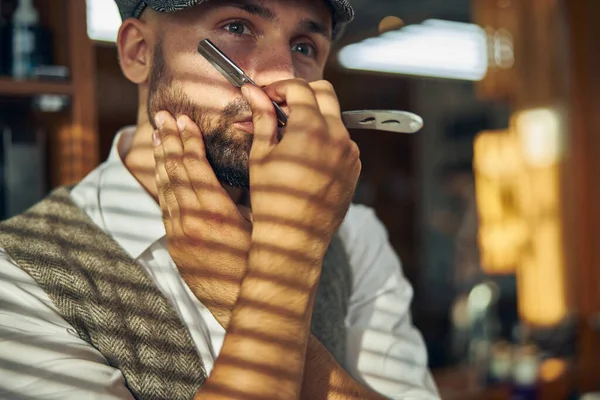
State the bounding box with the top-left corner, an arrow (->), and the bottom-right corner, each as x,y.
222,97 -> 253,123
148,84 -> 252,131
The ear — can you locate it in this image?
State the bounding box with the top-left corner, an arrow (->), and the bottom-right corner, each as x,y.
117,18 -> 154,85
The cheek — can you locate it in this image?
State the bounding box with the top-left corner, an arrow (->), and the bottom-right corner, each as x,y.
160,33 -> 242,104
183,83 -> 236,115
165,53 -> 242,113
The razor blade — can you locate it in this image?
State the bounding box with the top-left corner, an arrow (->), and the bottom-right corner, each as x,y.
198,38 -> 423,134
198,39 -> 288,127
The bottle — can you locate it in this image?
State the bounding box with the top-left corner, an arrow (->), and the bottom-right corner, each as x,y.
489,340 -> 513,384
511,344 -> 540,400
11,0 -> 39,79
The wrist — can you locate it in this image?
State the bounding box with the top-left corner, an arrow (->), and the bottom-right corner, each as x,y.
241,225 -> 326,320
250,220 -> 329,260
247,230 -> 324,289
235,273 -> 317,323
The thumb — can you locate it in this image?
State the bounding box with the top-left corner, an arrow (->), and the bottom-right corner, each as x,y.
241,84 -> 278,159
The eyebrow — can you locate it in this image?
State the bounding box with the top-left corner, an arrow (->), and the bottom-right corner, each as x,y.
298,18 -> 332,42
226,0 -> 276,21
221,0 -> 333,42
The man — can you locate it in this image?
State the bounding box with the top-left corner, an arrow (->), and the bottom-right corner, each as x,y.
0,0 -> 439,399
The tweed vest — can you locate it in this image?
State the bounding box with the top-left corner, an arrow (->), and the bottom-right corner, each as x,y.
0,187 -> 353,400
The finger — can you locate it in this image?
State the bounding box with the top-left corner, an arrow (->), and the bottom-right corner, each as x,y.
262,79 -> 326,128
309,80 -> 341,117
241,84 -> 279,158
177,115 -> 218,185
153,128 -> 178,237
154,111 -> 199,235
310,80 -> 348,141
177,115 -> 235,212
262,79 -> 319,109
153,130 -> 169,230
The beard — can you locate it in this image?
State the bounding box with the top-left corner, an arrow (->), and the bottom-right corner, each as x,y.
147,41 -> 253,190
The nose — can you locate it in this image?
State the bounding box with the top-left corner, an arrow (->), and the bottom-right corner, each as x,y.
248,44 -> 297,88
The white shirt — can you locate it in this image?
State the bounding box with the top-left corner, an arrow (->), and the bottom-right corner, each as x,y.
0,127 -> 439,399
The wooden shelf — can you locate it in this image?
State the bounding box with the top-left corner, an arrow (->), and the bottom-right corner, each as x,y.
0,77 -> 72,97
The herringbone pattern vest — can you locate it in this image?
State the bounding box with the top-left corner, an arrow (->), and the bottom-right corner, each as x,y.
0,187 -> 352,400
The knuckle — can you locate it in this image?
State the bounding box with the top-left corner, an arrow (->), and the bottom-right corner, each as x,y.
182,151 -> 201,169
288,78 -> 311,92
307,119 -> 327,135
160,207 -> 170,222
169,179 -> 186,195
329,133 -> 351,148
161,180 -> 173,197
200,210 -> 228,234
292,77 -> 309,86
164,158 -> 181,177
350,142 -> 362,175
349,140 -> 360,159
181,215 -> 200,238
179,127 -> 195,142
160,124 -> 177,139
312,80 -> 335,92
331,136 -> 349,151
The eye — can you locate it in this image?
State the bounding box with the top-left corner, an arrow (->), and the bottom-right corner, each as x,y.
291,42 -> 317,59
223,21 -> 252,36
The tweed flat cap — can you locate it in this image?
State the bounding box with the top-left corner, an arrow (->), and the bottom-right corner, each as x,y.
114,0 -> 354,39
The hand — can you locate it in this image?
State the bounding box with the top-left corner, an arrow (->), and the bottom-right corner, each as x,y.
153,111 -> 251,328
242,80 -> 361,260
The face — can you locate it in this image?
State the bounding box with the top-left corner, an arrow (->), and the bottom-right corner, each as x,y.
145,0 -> 333,189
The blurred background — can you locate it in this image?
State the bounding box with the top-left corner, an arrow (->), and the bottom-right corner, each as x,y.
0,0 -> 599,399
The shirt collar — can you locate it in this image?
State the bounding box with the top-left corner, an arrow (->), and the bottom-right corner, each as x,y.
96,126 -> 166,259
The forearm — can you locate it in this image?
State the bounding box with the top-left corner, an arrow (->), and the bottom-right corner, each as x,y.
301,335 -> 387,400
196,223 -> 325,400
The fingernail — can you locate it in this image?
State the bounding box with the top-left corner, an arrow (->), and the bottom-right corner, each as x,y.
177,117 -> 186,133
241,85 -> 250,98
153,130 -> 161,147
155,113 -> 165,128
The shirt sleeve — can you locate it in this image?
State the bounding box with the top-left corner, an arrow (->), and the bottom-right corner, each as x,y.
338,205 -> 440,399
0,249 -> 135,400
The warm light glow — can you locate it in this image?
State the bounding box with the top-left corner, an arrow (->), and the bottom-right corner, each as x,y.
477,219 -> 528,271
338,19 -> 488,81
473,108 -> 568,327
515,108 -> 564,168
473,130 -> 525,274
378,16 -> 405,34
517,212 -> 567,326
539,358 -> 567,382
87,0 -> 121,42
513,107 -> 567,327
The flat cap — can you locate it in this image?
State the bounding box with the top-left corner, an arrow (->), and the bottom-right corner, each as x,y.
114,0 -> 354,39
